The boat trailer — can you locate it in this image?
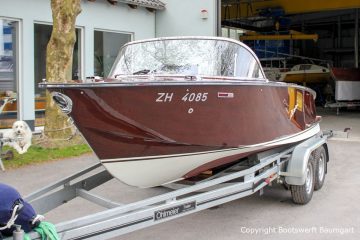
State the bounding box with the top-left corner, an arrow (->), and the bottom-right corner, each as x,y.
0,97 -> 17,170
325,101 -> 360,115
5,133 -> 330,240
0,135 -> 15,171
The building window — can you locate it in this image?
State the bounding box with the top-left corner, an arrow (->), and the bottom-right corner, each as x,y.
0,19 -> 19,129
94,30 -> 131,77
34,23 -> 82,127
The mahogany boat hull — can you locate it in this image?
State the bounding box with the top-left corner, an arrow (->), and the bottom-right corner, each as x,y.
330,67 -> 360,82
45,81 -> 319,187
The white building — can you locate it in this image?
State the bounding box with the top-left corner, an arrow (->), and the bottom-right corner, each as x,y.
0,0 -> 220,129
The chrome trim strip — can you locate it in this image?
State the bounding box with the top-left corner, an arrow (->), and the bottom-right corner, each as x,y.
39,80 -> 316,99
51,92 -> 73,114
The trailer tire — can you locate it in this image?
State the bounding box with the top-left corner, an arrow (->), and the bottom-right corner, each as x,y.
314,146 -> 327,191
290,157 -> 315,205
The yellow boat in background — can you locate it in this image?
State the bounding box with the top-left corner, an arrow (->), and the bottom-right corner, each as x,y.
280,64 -> 331,84
0,96 -> 45,113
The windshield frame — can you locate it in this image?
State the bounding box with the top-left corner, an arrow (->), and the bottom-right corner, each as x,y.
109,36 -> 267,81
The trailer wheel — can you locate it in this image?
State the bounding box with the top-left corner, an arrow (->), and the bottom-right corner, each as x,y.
314,146 -> 327,191
291,157 -> 315,204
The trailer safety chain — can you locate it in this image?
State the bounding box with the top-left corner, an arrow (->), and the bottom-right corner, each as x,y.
38,117 -> 78,142
0,204 -> 20,231
43,125 -> 74,132
41,132 -> 77,142
43,116 -> 75,133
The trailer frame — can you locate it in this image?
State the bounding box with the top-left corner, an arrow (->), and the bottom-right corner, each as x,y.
6,132 -> 330,240
325,101 -> 360,115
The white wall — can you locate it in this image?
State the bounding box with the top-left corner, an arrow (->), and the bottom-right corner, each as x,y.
156,0 -> 218,37
0,0 -> 156,125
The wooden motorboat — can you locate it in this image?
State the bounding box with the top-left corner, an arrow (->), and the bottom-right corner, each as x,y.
0,96 -> 45,129
0,96 -> 46,114
40,37 -> 320,188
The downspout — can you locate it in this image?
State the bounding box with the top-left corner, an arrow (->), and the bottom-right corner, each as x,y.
216,0 -> 222,36
337,16 -> 341,67
355,8 -> 359,68
155,8 -> 157,37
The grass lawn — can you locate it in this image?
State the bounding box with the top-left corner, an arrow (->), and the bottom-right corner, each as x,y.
1,144 -> 92,169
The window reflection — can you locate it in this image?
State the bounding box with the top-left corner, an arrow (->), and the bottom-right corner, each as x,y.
34,23 -> 81,127
94,31 -> 131,77
0,19 -> 18,129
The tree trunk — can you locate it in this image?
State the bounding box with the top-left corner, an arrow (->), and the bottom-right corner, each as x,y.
45,0 -> 81,139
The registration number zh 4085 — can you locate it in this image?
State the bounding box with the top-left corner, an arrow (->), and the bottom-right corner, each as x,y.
156,92 -> 208,103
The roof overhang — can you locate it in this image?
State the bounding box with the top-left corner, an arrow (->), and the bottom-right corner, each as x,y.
88,0 -> 166,11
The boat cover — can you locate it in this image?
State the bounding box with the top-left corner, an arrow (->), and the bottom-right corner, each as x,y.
0,183 -> 38,236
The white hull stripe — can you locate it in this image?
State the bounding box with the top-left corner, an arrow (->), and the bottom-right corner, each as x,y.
101,124 -> 320,187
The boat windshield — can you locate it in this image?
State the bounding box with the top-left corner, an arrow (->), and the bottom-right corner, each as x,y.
109,38 -> 265,80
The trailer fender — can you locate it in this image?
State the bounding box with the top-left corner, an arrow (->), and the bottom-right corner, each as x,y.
283,135 -> 327,186
322,143 -> 330,171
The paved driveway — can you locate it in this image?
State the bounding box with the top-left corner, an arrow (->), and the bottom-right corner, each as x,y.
1,110 -> 359,240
